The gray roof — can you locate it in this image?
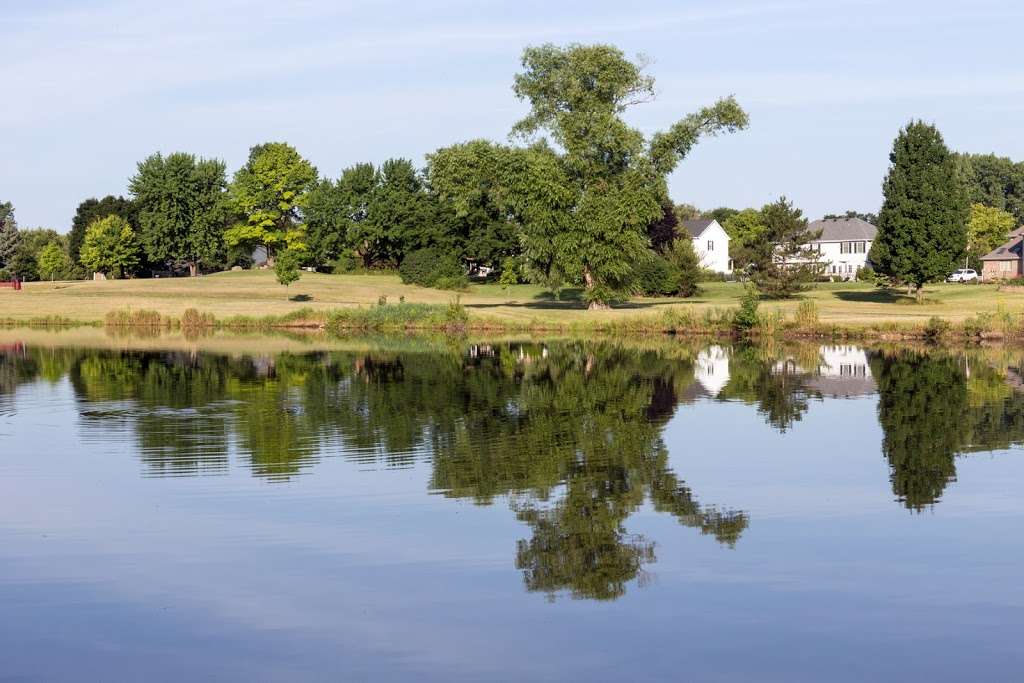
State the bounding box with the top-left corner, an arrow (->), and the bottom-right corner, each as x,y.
680,218 -> 715,238
807,217 -> 877,242
980,228 -> 1024,261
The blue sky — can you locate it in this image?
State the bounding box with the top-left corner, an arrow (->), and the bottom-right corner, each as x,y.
4,0 -> 1023,230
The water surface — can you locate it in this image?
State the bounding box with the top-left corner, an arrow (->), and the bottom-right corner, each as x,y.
1,337 -> 1022,681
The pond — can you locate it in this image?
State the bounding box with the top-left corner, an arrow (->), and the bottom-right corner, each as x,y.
1,335 -> 1022,681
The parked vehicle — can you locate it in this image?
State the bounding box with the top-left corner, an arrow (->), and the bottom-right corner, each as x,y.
947,269 -> 978,283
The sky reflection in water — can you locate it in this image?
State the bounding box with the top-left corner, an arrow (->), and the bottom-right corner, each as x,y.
1,339 -> 1022,681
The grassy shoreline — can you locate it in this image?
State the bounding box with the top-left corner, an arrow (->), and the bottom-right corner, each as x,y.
4,270 -> 1024,341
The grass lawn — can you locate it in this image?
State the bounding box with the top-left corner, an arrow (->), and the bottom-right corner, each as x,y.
2,270 -> 1023,327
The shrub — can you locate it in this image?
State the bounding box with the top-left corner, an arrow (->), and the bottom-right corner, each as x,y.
665,239 -> 702,297
924,316 -> 951,341
732,286 -> 760,333
631,253 -> 682,296
274,249 -> 302,287
434,274 -> 470,291
399,248 -> 464,288
498,256 -> 524,288
181,308 -> 215,329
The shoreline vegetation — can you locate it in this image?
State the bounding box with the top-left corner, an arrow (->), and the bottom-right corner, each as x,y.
6,272 -> 1024,342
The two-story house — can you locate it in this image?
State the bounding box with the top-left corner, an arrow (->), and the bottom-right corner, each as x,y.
804,217 -> 877,280
681,219 -> 732,274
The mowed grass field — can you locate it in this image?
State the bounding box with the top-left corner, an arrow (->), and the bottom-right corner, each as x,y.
3,270 -> 1024,326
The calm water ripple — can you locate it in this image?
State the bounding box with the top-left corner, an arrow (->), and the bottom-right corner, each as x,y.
0,339 -> 1022,681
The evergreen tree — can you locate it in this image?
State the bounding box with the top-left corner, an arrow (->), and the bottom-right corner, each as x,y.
0,201 -> 19,269
873,121 -> 969,294
748,197 -> 821,298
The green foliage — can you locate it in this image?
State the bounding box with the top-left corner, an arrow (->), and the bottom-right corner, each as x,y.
955,152 -> 1024,224
924,316 -> 951,341
722,207 -> 766,264
80,215 -> 142,278
732,286 -> 760,333
967,203 -> 1015,259
498,256 -> 525,288
130,152 -> 230,275
0,202 -> 20,269
69,196 -> 136,267
824,210 -> 878,225
702,207 -> 739,224
664,238 -> 702,297
510,43 -> 747,307
748,197 -> 821,298
225,142 -> 317,258
8,228 -> 63,281
399,248 -> 465,288
630,252 -> 681,296
36,242 -> 71,280
273,249 -> 302,287
427,140 -> 522,267
874,121 -> 970,291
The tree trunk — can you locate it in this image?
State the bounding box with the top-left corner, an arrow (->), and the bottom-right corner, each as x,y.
583,266 -> 609,310
189,261 -> 198,277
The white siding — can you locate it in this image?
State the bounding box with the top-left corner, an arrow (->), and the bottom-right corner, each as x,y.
692,221 -> 732,274
809,240 -> 872,279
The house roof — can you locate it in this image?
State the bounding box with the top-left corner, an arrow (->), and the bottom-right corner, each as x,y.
680,218 -> 717,238
807,217 -> 878,242
980,228 -> 1024,261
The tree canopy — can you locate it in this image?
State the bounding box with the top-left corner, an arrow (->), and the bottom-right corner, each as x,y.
224,142 -> 317,261
130,152 -> 230,276
68,196 -> 136,267
509,43 -> 748,307
747,197 -> 821,297
967,203 -> 1016,262
873,121 -> 969,292
80,215 -> 141,279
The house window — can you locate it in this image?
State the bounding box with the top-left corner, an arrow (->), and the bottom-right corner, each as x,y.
707,240 -> 714,251
855,241 -> 866,253
840,242 -> 849,254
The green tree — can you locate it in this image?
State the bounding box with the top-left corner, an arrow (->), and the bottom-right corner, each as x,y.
68,196 -> 136,268
80,215 -> 141,279
824,210 -> 878,225
722,207 -> 766,266
274,249 -> 302,288
8,229 -> 63,281
427,140 -> 522,268
510,44 -> 748,308
703,207 -> 739,224
955,152 -> 1024,224
36,241 -> 71,281
966,203 -> 1016,263
665,238 -> 701,297
362,158 -> 445,267
0,201 -> 19,270
748,197 -> 821,297
673,203 -> 702,222
873,121 -> 970,294
224,142 -> 317,263
130,152 -> 230,276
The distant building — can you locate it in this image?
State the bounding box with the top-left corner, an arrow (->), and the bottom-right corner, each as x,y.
980,227 -> 1024,281
804,217 -> 877,280
680,219 -> 732,273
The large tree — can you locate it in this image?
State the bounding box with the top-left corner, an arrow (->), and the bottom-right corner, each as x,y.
224,142 -> 317,264
748,197 -> 821,297
130,152 -> 230,276
509,44 -> 748,308
427,140 -> 521,268
873,121 -> 969,294
68,196 -> 137,267
0,201 -> 19,270
305,162 -> 376,269
955,152 -> 1024,224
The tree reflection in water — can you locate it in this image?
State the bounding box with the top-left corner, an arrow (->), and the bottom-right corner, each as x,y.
4,340 -> 1024,598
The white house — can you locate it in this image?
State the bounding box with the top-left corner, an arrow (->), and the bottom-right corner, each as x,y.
681,219 -> 731,274
804,217 -> 877,280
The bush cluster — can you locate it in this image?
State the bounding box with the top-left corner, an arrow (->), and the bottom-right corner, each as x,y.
631,254 -> 682,296
399,248 -> 467,289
